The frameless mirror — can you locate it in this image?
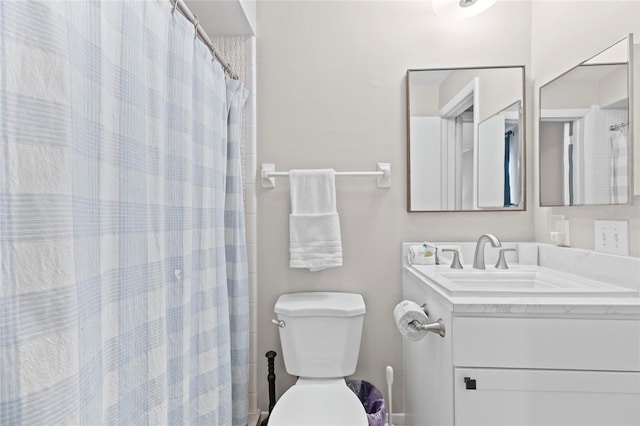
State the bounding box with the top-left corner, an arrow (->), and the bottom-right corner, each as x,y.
539,35 -> 634,206
407,66 -> 526,211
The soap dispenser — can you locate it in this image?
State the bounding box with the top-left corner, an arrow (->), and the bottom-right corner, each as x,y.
549,215 -> 570,247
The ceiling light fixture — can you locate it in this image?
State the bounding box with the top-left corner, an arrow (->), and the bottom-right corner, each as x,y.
433,0 -> 498,20
459,0 -> 479,7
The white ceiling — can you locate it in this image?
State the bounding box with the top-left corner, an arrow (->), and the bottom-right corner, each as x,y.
185,0 -> 256,36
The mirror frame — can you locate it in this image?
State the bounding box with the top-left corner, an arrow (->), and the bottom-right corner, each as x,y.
406,65 -> 527,212
538,34 -> 634,207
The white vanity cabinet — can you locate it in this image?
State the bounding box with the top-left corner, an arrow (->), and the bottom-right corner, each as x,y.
401,259 -> 640,426
454,368 -> 640,425
452,317 -> 640,426
402,268 -> 455,426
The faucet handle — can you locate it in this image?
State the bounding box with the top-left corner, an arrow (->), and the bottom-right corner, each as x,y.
441,249 -> 463,269
495,248 -> 517,269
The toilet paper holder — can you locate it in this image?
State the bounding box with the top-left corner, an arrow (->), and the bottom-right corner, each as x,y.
409,303 -> 446,337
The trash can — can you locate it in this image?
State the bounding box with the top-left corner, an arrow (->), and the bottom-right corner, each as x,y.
347,380 -> 387,426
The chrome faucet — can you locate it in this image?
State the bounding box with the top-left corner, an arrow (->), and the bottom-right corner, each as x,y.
472,234 -> 502,269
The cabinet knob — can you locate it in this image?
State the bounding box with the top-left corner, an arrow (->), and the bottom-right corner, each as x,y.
464,377 -> 477,390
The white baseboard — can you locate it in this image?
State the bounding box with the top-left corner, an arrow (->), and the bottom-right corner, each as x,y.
248,411 -> 261,426
390,412 -> 406,426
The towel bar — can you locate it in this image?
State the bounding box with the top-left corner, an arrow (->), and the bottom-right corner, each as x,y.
261,163 -> 391,188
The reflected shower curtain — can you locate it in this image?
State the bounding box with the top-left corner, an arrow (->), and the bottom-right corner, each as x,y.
503,131 -> 512,207
610,128 -> 628,204
0,1 -> 248,425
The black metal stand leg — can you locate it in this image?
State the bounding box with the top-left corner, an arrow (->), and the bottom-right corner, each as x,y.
259,351 -> 277,426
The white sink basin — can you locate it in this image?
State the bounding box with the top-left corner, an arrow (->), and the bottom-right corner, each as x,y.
412,266 -> 637,297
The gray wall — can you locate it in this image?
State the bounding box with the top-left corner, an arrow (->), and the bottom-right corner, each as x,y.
256,0 -> 534,413
256,0 -> 640,415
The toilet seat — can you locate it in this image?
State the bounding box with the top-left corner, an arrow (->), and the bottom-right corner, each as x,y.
267,378 -> 368,426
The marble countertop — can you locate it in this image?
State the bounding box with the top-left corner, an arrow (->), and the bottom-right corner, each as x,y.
402,242 -> 640,317
403,264 -> 640,318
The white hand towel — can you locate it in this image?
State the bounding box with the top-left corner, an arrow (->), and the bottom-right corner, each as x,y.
289,169 -> 337,214
289,169 -> 342,271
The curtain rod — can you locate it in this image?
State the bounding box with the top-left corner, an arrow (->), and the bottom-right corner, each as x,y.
172,0 -> 239,80
609,122 -> 628,131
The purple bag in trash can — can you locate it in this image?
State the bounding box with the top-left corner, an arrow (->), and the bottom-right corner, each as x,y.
347,380 -> 387,426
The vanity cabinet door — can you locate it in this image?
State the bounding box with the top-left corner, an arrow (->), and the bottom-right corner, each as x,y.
453,316 -> 640,371
454,368 -> 640,426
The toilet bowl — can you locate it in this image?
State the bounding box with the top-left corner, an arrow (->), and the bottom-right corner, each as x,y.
268,292 -> 368,426
268,378 -> 367,426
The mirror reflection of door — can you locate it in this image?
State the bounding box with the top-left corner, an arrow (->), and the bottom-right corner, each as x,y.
409,78 -> 478,210
438,78 -> 478,210
459,107 -> 474,210
539,35 -> 633,207
407,66 -> 525,212
540,61 -> 630,206
478,101 -> 521,208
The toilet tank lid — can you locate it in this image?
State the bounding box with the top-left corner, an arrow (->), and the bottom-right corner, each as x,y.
275,292 -> 366,317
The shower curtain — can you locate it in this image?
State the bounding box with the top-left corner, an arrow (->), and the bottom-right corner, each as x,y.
503,130 -> 512,207
610,128 -> 628,204
0,1 -> 249,425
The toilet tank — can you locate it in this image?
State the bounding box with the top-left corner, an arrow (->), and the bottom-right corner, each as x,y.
274,292 -> 366,378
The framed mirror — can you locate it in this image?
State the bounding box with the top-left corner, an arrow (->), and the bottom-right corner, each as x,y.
539,35 -> 634,207
407,66 -> 526,212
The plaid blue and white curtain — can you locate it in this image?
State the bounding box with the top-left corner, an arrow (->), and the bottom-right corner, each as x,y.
610,127 -> 628,204
0,1 -> 249,425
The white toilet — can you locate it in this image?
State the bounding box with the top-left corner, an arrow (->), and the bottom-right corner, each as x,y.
268,292 -> 368,426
